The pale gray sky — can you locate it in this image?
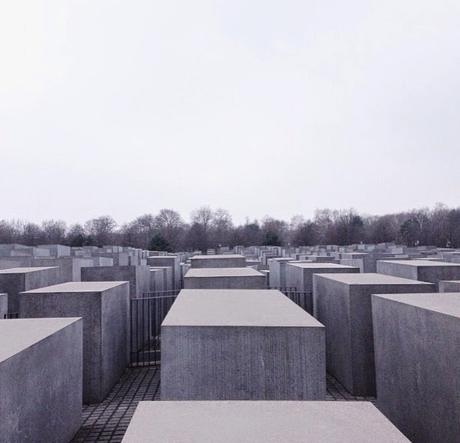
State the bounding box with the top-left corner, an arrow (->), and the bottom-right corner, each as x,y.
1,0 -> 459,224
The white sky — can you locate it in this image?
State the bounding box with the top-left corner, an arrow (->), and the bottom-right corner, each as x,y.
1,0 -> 459,225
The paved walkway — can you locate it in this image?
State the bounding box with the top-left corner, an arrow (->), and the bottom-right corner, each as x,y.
73,367 -> 375,442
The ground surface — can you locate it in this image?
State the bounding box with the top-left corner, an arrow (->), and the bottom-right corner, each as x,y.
72,367 -> 375,442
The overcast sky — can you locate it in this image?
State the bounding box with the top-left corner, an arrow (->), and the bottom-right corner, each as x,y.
1,1 -> 459,225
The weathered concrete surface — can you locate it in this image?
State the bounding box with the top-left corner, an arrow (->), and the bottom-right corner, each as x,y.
149,268 -> 165,292
0,293 -> 7,318
123,401 -> 409,443
372,293 -> 460,443
377,259 -> 460,289
313,273 -> 435,396
149,266 -> 173,291
20,281 -> 129,403
81,265 -> 151,298
184,267 -> 266,289
286,263 -> 359,313
161,289 -> 325,401
146,256 -> 181,289
0,318 -> 82,443
268,257 -> 294,288
439,280 -> 460,292
190,254 -> 246,269
0,267 -> 60,314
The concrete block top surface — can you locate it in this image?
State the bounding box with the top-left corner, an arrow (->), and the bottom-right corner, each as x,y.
289,263 -> 357,270
22,281 -> 129,293
379,259 -> 460,268
185,267 -> 264,277
191,254 -> 245,260
0,266 -> 59,274
373,293 -> 460,318
162,290 -> 323,327
315,273 -> 434,286
0,317 -> 81,363
123,401 -> 408,443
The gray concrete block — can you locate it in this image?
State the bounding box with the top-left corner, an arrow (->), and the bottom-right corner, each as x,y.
438,280 -> 460,292
0,293 -> 7,318
0,318 -> 82,442
268,257 -> 295,288
81,265 -> 151,298
147,256 -> 181,289
377,259 -> 460,289
149,266 -> 173,291
161,289 -> 325,400
372,293 -> 460,442
20,281 -> 129,403
184,267 -> 266,289
190,254 -> 246,268
0,267 -> 61,314
286,263 -> 359,313
313,273 -> 435,396
123,401 -> 409,443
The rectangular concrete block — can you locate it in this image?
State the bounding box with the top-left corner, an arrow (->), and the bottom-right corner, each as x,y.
0,318 -> 82,442
377,259 -> 460,289
0,293 -> 7,318
190,254 -> 246,268
147,256 -> 181,289
123,401 -> 409,443
268,257 -> 295,288
20,281 -> 129,403
313,273 -> 435,396
372,293 -> 460,442
0,267 -> 61,314
286,263 -> 359,313
81,265 -> 151,298
184,267 -> 266,289
161,289 -> 325,400
439,280 -> 460,292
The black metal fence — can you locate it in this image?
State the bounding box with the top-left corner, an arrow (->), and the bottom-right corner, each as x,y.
129,290 -> 179,367
128,287 -> 311,367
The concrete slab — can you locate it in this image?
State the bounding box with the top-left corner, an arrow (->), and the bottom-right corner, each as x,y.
0,266 -> 61,314
286,263 -> 360,313
313,273 -> 435,395
377,259 -> 460,289
372,293 -> 460,442
0,318 -> 82,442
0,293 -> 7,318
439,280 -> 460,292
190,254 -> 246,268
184,267 -> 266,289
161,289 -> 325,400
122,401 -> 408,443
20,281 -> 129,403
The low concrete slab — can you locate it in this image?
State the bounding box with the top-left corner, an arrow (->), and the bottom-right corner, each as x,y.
439,280 -> 460,292
190,254 -> 246,268
372,292 -> 460,442
377,259 -> 460,289
0,318 -> 82,442
20,281 -> 129,403
184,267 -> 266,289
161,289 -> 325,400
123,401 -> 408,443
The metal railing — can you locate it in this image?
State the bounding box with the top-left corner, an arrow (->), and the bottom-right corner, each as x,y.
129,290 -> 180,367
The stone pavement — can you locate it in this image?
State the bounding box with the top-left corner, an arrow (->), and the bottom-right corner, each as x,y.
72,367 -> 375,442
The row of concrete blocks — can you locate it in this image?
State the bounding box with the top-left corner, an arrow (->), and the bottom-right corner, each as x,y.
0,281 -> 130,442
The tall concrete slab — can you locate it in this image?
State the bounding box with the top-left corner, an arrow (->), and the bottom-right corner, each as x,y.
0,267 -> 60,314
161,289 -> 325,400
372,293 -> 460,442
146,256 -> 181,289
184,267 -> 266,289
81,265 -> 151,298
285,263 -> 359,313
0,318 -> 82,442
20,281 -> 129,403
123,401 -> 408,443
313,273 -> 435,396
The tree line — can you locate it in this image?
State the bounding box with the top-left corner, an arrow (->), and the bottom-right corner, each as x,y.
1,204 -> 460,252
